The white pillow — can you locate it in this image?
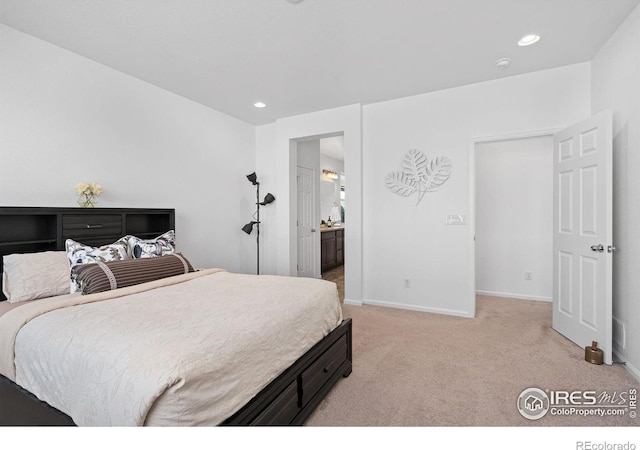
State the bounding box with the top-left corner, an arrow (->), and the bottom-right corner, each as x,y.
127,230 -> 176,259
65,238 -> 129,292
2,251 -> 71,303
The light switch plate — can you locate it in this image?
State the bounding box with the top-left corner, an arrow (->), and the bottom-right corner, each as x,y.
446,214 -> 466,225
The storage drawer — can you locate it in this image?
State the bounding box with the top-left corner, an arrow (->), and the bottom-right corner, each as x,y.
251,380 -> 300,425
62,214 -> 122,240
321,230 -> 334,241
300,334 -> 348,406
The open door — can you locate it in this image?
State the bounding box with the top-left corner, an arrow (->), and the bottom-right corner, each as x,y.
297,166 -> 317,278
553,110 -> 613,364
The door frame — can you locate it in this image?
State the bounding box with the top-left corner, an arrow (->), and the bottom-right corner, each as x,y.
291,132 -> 346,281
470,128 -> 561,317
273,104 -> 362,304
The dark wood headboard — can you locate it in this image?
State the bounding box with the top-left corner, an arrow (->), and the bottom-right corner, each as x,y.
0,207 -> 175,301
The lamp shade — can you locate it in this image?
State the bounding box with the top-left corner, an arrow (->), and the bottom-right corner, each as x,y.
260,193 -> 276,205
246,172 -> 258,185
242,221 -> 258,234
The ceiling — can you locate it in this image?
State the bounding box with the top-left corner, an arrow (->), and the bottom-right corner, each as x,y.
1,0 -> 638,126
320,136 -> 344,161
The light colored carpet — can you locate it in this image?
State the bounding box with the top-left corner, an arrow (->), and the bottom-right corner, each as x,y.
305,295 -> 639,426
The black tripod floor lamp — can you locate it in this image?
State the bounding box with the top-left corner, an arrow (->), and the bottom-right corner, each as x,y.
242,172 -> 275,275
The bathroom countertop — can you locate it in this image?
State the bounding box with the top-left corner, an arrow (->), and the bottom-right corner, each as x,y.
320,226 -> 344,233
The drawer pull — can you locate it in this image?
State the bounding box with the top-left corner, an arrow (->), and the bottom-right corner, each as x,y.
323,361 -> 334,374
86,224 -> 103,229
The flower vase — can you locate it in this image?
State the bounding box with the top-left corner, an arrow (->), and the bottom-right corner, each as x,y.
78,194 -> 97,208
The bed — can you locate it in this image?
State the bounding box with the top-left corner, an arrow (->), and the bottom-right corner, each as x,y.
0,207 -> 352,426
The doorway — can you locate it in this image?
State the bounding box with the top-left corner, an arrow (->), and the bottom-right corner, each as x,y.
295,134 -> 345,300
472,114 -> 614,364
319,136 -> 345,301
474,134 -> 554,302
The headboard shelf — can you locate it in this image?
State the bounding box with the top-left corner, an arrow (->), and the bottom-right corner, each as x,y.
0,239 -> 58,248
0,207 -> 175,301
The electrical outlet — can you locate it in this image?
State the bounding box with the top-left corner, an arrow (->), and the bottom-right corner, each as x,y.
404,278 -> 411,288
525,272 -> 533,281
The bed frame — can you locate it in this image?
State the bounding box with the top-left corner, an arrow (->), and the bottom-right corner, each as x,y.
0,207 -> 352,426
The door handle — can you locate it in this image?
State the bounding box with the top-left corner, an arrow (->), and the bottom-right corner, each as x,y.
590,244 -> 605,253
311,228 -> 316,233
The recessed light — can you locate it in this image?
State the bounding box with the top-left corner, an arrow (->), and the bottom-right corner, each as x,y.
495,57 -> 511,70
254,102 -> 266,108
518,34 -> 541,46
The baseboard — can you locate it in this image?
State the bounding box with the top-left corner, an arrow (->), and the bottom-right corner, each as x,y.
613,349 -> 640,383
625,361 -> 640,383
343,298 -> 363,306
362,298 -> 473,318
475,290 -> 552,302
613,348 -> 625,364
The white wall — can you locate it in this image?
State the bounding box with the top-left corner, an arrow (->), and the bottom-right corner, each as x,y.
255,104 -> 363,302
0,24 -> 256,273
256,65 -> 590,315
320,153 -> 344,223
591,4 -> 640,380
362,64 -> 591,317
254,124 -> 279,275
475,136 -> 553,302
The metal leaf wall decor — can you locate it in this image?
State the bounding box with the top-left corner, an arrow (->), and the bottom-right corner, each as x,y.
386,149 -> 452,205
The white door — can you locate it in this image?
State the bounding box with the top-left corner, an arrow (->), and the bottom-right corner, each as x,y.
553,110 -> 613,364
297,166 -> 316,278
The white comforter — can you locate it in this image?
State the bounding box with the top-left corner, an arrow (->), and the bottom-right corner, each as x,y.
0,269 -> 343,426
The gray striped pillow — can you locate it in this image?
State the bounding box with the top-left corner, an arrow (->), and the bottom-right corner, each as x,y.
71,253 -> 194,295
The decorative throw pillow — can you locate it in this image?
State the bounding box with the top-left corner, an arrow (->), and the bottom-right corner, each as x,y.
126,230 -> 176,259
65,238 -> 129,292
2,251 -> 71,303
71,253 -> 194,295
